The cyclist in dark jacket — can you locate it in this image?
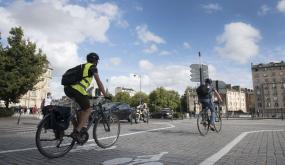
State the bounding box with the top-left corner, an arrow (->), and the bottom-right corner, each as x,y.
198,78 -> 223,130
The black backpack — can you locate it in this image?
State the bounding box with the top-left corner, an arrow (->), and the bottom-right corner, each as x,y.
61,64 -> 84,85
196,84 -> 210,98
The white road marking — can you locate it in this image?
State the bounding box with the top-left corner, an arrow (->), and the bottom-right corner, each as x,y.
199,129 -> 285,165
0,122 -> 175,154
71,144 -> 116,153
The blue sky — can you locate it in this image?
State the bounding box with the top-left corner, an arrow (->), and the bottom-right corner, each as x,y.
0,0 -> 285,98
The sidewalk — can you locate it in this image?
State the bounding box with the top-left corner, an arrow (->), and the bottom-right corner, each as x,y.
0,114 -> 42,128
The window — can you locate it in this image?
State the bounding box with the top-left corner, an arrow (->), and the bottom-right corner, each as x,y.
275,103 -> 279,107
272,83 -> 276,88
265,79 -> 269,82
272,72 -> 276,76
31,91 -> 37,97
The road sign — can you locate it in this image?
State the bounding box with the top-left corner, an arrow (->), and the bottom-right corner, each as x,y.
190,78 -> 200,82
190,64 -> 209,83
190,64 -> 208,74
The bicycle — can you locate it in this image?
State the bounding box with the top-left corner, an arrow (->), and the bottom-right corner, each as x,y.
35,96 -> 120,158
197,101 -> 222,136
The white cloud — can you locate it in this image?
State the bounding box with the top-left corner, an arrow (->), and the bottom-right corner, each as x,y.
136,24 -> 165,44
159,50 -> 172,56
135,6 -> 143,11
207,64 -> 253,89
0,0 -> 121,99
183,42 -> 191,49
144,44 -> 158,54
277,0 -> 285,12
215,22 -> 261,64
109,57 -> 122,66
202,3 -> 222,13
258,4 -> 271,16
109,61 -> 190,95
139,59 -> 154,71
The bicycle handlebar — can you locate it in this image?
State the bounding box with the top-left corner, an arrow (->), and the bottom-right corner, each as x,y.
89,96 -> 112,100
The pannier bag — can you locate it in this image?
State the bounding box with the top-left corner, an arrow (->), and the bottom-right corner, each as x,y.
43,106 -> 71,131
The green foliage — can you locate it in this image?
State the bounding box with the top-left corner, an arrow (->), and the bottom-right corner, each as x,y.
173,112 -> 183,119
149,87 -> 180,112
0,27 -> 48,108
0,107 -> 15,117
113,92 -> 131,104
129,92 -> 149,107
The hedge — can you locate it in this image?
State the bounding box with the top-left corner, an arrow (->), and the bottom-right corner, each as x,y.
0,107 -> 15,117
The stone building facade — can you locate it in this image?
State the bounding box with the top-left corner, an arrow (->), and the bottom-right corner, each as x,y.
252,61 -> 285,118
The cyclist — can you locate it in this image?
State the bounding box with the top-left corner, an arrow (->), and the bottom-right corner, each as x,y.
197,78 -> 222,131
64,52 -> 107,141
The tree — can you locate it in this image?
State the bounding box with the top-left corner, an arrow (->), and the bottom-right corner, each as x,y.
181,87 -> 192,112
149,87 -> 180,112
0,27 -> 48,108
130,92 -> 148,107
113,92 -> 130,104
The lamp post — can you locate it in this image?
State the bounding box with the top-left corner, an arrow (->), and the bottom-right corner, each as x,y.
106,78 -> 109,94
133,74 -> 142,105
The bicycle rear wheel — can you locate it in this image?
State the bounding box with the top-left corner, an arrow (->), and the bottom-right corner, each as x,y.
35,115 -> 75,158
214,111 -> 222,133
197,111 -> 209,136
93,113 -> 120,148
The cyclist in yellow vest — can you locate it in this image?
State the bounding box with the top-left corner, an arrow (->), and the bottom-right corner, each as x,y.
64,52 -> 107,139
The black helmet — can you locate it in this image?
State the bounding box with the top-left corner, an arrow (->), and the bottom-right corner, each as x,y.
87,52 -> 99,63
205,78 -> 212,84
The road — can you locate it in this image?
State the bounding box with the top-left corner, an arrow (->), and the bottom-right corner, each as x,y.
0,117 -> 284,165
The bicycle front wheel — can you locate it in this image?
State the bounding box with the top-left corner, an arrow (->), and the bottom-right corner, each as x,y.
197,111 -> 209,136
214,111 -> 222,133
35,115 -> 75,158
93,113 -> 120,148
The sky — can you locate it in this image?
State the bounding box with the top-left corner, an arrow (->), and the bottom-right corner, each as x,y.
0,0 -> 285,99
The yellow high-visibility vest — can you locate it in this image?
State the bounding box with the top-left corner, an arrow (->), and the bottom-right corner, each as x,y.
71,63 -> 94,95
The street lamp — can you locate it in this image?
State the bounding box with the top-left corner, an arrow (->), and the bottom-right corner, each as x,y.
106,78 -> 109,94
133,74 -> 142,105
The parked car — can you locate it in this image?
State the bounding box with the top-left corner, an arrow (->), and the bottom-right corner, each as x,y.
102,102 -> 134,121
150,108 -> 173,119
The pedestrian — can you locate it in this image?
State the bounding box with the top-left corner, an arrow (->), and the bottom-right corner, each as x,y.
32,105 -> 38,114
41,92 -> 53,116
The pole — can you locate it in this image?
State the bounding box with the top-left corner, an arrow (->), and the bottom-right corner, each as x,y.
106,78 -> 109,94
139,75 -> 142,105
199,52 -> 202,85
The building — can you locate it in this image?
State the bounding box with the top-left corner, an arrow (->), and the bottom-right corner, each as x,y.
11,67 -> 52,109
185,87 -> 200,115
243,88 -> 255,114
252,61 -> 285,118
219,85 -> 247,114
115,87 -> 136,97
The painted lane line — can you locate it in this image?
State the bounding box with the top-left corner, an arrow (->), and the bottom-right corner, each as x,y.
0,122 -> 175,154
199,129 -> 285,165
